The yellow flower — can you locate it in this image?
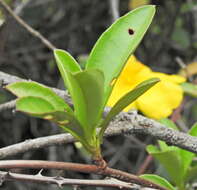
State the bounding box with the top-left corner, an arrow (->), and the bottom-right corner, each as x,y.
107,56 -> 186,119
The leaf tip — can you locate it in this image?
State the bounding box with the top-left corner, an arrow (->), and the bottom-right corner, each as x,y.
5,82 -> 19,96
148,77 -> 160,84
54,48 -> 62,57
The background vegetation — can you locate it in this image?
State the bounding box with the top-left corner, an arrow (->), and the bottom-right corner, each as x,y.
0,0 -> 196,189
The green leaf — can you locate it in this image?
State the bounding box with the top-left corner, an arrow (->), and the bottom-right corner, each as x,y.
158,141 -> 171,152
147,144 -> 159,153
99,78 -> 159,139
54,50 -> 88,129
54,49 -> 82,117
86,5 -> 155,104
140,174 -> 176,190
181,82 -> 197,97
16,96 -> 88,146
159,118 -> 179,131
189,122 -> 197,136
73,69 -> 104,132
16,96 -> 56,114
147,145 -> 184,186
179,122 -> 197,177
6,81 -> 73,114
52,55 -> 105,139
65,69 -> 104,140
54,49 -> 81,74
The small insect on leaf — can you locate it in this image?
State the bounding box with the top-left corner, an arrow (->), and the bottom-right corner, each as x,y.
128,28 -> 135,35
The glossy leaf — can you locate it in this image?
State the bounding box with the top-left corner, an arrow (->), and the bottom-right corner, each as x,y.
52,56 -> 105,137
16,96 -> 87,146
158,141 -> 171,152
6,81 -> 73,113
99,78 -> 159,139
147,145 -> 183,186
73,69 -> 104,133
16,96 -> 55,114
54,49 -> 81,94
140,174 -> 176,190
54,49 -> 81,74
86,5 -> 155,104
54,49 -> 88,128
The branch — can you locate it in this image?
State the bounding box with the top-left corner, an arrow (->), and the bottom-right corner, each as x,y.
0,0 -> 56,50
1,112 -> 197,158
0,71 -> 197,157
0,160 -> 166,190
0,170 -> 138,189
0,133 -> 75,159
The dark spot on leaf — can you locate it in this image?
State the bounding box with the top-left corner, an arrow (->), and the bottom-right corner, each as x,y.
128,28 -> 134,35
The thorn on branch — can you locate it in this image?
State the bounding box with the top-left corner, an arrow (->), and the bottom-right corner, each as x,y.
57,181 -> 63,188
0,170 -> 139,189
36,169 -> 44,176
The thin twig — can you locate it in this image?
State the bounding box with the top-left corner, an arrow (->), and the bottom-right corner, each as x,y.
0,160 -> 167,190
0,170 -> 138,189
0,0 -> 56,50
108,0 -> 120,22
137,155 -> 153,175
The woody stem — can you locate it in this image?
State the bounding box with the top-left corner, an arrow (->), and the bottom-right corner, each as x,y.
0,160 -> 167,190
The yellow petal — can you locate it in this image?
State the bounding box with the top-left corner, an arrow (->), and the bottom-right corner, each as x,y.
118,55 -> 152,85
136,79 -> 184,119
107,55 -> 186,119
108,79 -> 137,108
151,72 -> 186,84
